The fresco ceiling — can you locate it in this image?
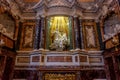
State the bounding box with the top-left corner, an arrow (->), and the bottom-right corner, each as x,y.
0,0 -> 115,19
12,0 -> 113,12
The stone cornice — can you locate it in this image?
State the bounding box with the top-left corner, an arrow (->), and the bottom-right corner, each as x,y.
30,0 -> 114,20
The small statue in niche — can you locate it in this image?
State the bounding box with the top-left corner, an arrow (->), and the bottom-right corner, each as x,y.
85,26 -> 95,47
23,26 -> 33,48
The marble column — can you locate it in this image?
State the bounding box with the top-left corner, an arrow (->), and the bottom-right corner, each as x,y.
39,16 -> 46,49
73,16 -> 80,49
34,17 -> 41,49
79,18 -> 84,49
96,21 -> 104,50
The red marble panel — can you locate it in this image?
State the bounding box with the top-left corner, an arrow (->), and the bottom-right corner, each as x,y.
17,57 -> 30,63
41,56 -> 44,62
75,56 -> 78,62
32,56 -> 40,62
79,56 -> 88,62
66,56 -> 73,62
89,57 -> 102,63
47,56 -> 72,62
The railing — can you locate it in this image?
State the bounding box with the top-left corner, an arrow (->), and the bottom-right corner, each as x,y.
0,32 -> 15,49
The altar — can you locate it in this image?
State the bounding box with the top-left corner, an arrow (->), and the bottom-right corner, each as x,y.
29,50 -> 104,67
25,50 -> 105,80
30,50 -> 79,66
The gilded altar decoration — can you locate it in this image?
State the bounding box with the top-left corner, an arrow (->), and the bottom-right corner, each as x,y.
85,26 -> 95,47
44,73 -> 76,80
23,26 -> 34,48
82,22 -> 100,50
20,21 -> 35,50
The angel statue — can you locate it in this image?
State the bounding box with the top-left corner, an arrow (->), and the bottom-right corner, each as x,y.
49,29 -> 70,51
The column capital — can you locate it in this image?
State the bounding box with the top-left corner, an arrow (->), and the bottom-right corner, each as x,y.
41,15 -> 46,18
73,15 -> 78,18
35,13 -> 41,19
33,18 -> 41,49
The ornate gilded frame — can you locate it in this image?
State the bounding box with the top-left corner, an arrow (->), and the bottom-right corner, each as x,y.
20,20 -> 35,50
82,21 -> 100,50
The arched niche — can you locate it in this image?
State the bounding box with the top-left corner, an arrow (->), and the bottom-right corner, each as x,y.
45,16 -> 74,51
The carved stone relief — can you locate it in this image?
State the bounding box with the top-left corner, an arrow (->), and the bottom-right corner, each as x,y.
0,13 -> 15,39
104,15 -> 120,40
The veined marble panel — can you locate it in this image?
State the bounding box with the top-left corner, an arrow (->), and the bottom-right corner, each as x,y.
30,52 -> 80,66
15,56 -> 30,66
29,51 -> 104,66
15,50 -> 104,66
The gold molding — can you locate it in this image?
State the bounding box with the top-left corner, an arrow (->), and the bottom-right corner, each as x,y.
82,21 -> 100,50
20,21 -> 35,51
